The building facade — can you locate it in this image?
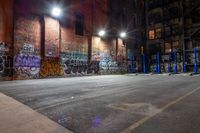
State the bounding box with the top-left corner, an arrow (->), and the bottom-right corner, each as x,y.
0,0 -> 127,80
145,0 -> 200,73
109,0 -> 145,72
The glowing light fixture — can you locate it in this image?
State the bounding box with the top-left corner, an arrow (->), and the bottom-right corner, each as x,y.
120,32 -> 127,38
98,30 -> 106,37
51,7 -> 61,17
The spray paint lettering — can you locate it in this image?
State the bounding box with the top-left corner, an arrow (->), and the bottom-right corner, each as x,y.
40,59 -> 63,77
14,44 -> 41,78
97,52 -> 126,74
61,52 -> 88,76
60,52 -> 99,76
14,55 -> 40,68
0,42 -> 12,77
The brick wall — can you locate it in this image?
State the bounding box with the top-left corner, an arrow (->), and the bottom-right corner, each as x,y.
0,0 -> 128,80
0,0 -> 13,45
13,11 -> 41,79
44,17 -> 59,58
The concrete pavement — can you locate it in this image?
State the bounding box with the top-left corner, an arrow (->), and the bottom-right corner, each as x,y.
0,75 -> 200,133
0,92 -> 72,133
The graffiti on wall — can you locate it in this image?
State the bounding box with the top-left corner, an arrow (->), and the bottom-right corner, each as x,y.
45,17 -> 59,58
60,51 -> 100,76
14,44 -> 41,78
0,42 -> 12,77
92,51 -> 126,74
40,58 -> 63,77
46,43 -> 59,57
60,52 -> 87,76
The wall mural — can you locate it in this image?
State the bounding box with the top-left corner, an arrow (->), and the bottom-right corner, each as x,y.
40,58 -> 63,78
60,52 -> 99,76
14,44 -> 41,78
92,51 -> 126,74
0,42 -> 12,77
60,52 -> 88,76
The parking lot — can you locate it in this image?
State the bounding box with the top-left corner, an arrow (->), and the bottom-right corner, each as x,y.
0,74 -> 200,133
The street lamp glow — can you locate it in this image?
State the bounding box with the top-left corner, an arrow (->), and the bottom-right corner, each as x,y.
51,7 -> 61,17
120,32 -> 127,38
98,30 -> 106,37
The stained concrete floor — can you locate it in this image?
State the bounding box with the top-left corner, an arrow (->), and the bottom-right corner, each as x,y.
0,75 -> 200,133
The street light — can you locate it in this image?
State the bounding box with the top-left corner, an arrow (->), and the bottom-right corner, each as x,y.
51,6 -> 62,17
98,30 -> 106,37
120,32 -> 127,38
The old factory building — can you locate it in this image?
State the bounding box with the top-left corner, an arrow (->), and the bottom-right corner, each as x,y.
0,0 -> 136,80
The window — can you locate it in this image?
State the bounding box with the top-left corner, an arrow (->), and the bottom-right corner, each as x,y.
172,25 -> 180,35
156,28 -> 162,39
149,30 -> 155,40
172,41 -> 179,50
75,13 -> 84,36
165,26 -> 171,37
165,42 -> 172,53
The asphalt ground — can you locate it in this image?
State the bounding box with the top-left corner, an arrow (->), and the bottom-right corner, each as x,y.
0,74 -> 200,133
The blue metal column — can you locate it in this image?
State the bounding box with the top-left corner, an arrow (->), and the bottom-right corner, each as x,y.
168,53 -> 171,73
142,54 -> 147,73
194,48 -> 198,74
183,53 -> 187,73
173,49 -> 178,74
157,52 -> 161,73
129,52 -> 134,73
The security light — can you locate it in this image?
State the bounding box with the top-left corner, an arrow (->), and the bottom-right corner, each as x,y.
98,30 -> 106,37
51,7 -> 61,17
120,32 -> 126,38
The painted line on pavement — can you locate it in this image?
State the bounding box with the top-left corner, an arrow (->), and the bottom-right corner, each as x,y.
121,86 -> 200,133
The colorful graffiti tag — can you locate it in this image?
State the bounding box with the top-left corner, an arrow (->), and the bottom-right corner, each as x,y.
14,55 -> 40,77
40,58 -> 63,77
94,52 -> 126,74
61,52 -> 87,76
14,44 -> 41,78
60,52 -> 100,76
0,42 -> 12,77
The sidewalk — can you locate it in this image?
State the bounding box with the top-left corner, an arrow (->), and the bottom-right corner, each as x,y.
126,73 -> 200,76
0,93 -> 73,133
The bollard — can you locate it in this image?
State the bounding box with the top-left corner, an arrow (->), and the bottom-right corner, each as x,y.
194,48 -> 198,74
168,53 -> 171,73
183,63 -> 187,73
142,54 -> 147,73
183,51 -> 187,73
173,49 -> 178,74
129,52 -> 135,73
157,52 -> 161,73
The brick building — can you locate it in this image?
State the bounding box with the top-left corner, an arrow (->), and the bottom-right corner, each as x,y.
109,0 -> 145,72
0,0 -> 128,80
145,0 -> 200,72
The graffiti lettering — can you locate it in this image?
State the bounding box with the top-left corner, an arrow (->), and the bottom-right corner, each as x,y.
40,59 -> 63,77
14,55 -> 40,68
97,52 -> 126,73
0,42 -> 12,77
14,44 -> 41,78
61,52 -> 88,76
20,43 -> 35,54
